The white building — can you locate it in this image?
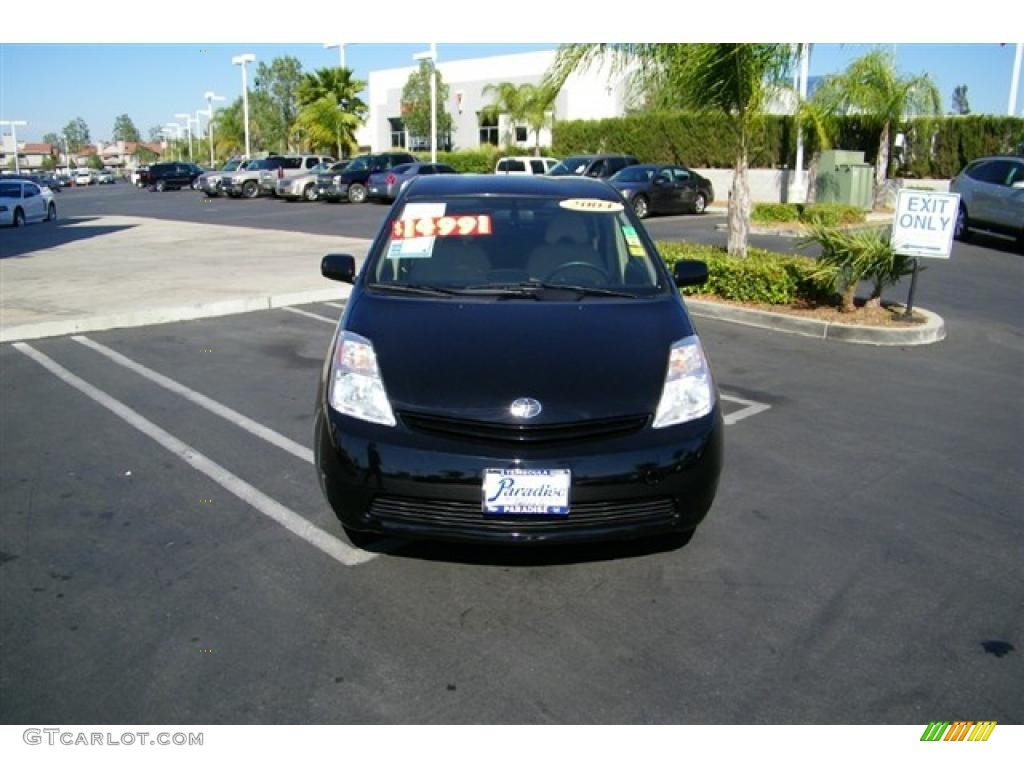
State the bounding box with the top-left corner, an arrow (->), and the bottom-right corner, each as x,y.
356,50 -> 633,153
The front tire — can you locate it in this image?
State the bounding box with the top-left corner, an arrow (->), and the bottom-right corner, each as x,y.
631,195 -> 649,219
692,192 -> 707,215
347,183 -> 367,204
155,179 -> 166,192
13,208 -> 25,227
46,203 -> 56,222
304,184 -> 318,202
242,180 -> 259,199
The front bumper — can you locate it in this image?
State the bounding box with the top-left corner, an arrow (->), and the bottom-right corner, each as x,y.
316,182 -> 346,201
315,406 -> 723,545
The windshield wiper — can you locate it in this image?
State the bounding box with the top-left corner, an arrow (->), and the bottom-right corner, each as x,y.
367,283 -> 457,298
464,281 -> 640,299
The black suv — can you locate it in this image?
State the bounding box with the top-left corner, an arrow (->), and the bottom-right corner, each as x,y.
316,152 -> 416,203
141,162 -> 204,191
547,154 -> 639,179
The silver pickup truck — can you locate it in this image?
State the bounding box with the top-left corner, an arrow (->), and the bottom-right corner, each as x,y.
223,154 -> 334,199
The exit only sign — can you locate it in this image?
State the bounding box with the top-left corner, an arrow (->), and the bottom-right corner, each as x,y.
890,189 -> 961,259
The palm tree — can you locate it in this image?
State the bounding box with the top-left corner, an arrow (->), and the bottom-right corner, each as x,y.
547,44 -> 793,258
481,82 -> 558,155
293,67 -> 367,158
815,49 -> 941,209
211,98 -> 246,160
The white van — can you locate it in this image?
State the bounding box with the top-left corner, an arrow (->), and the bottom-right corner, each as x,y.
494,156 -> 560,175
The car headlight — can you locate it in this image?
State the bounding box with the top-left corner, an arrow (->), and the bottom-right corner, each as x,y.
329,331 -> 396,426
333,175 -> 342,184
652,336 -> 715,428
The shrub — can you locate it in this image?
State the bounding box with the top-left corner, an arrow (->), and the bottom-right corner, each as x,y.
412,146 -> 556,174
798,204 -> 865,227
752,203 -> 801,223
751,203 -> 866,227
657,242 -> 832,306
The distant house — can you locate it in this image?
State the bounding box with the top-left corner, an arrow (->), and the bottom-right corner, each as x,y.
0,137 -> 57,171
99,140 -> 164,170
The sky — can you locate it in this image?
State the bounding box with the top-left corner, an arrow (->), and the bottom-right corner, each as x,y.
1,1 -> 1020,144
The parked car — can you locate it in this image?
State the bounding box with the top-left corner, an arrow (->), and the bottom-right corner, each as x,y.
195,159 -> 249,196
494,156 -> 560,175
139,162 -> 203,191
547,154 -> 639,180
74,169 -> 94,186
29,173 -> 63,193
0,179 -> 57,226
609,164 -> 714,219
316,152 -> 417,203
275,160 -> 347,201
131,166 -> 149,187
96,169 -> 116,184
367,162 -> 458,202
314,174 -> 723,548
256,154 -> 334,197
950,155 -> 1024,247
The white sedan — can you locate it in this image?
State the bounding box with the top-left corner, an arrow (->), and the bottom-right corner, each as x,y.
0,179 -> 57,227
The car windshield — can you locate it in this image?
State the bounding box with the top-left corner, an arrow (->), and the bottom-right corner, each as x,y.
611,166 -> 656,182
368,196 -> 665,297
547,157 -> 592,176
309,163 -> 330,173
222,161 -> 241,171
328,162 -> 350,172
345,157 -> 372,172
248,159 -> 269,170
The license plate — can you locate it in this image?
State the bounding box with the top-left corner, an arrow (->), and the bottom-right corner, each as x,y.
482,469 -> 570,516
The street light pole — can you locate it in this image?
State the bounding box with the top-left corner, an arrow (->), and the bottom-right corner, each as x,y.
791,44 -> 810,203
0,120 -> 28,174
176,113 -> 194,161
1009,43 -> 1023,116
204,91 -> 225,167
232,53 -> 256,160
164,123 -> 182,160
324,43 -> 346,69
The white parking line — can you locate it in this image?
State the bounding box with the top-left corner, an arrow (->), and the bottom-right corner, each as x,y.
71,335 -> 314,464
13,342 -> 376,567
720,393 -> 772,425
323,302 -> 347,310
281,306 -> 337,325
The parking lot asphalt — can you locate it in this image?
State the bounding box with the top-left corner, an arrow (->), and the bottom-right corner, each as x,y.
1,182 -> 1021,725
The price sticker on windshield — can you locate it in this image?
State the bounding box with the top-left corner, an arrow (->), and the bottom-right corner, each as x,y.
392,214 -> 493,240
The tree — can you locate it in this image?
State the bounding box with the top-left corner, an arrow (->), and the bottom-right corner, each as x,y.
112,114 -> 141,143
548,44 -> 793,258
87,154 -> 104,170
293,67 -> 368,157
42,132 -> 61,147
401,61 -> 453,150
815,49 -> 941,208
253,56 -> 304,152
136,145 -> 158,164
211,98 -> 246,159
148,125 -> 165,142
952,85 -> 970,115
481,82 -> 558,155
63,117 -> 90,152
41,155 -> 57,170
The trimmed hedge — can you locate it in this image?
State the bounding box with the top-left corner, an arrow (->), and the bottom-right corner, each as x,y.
411,146 -> 555,174
657,242 -> 833,306
552,112 -> 1024,177
751,203 -> 866,226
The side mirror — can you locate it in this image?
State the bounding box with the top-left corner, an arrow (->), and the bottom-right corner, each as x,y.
322,253 -> 356,284
673,260 -> 709,288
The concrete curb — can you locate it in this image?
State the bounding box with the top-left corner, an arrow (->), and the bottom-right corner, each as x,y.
687,299 -> 945,346
0,285 -> 351,343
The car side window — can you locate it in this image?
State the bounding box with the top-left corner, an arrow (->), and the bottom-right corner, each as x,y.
529,160 -> 546,174
586,160 -> 607,177
672,168 -> 691,183
304,157 -> 319,169
606,157 -> 626,175
968,160 -> 1010,185
25,184 -> 39,198
282,158 -> 302,170
1003,162 -> 1024,186
418,165 -> 436,175
657,168 -> 673,183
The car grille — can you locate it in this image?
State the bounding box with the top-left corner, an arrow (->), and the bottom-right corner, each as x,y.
399,412 -> 648,446
369,496 -> 678,532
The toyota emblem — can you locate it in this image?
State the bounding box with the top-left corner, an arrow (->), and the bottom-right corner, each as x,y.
509,398 -> 543,420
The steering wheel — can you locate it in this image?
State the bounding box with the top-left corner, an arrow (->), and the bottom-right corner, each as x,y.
543,261 -> 610,284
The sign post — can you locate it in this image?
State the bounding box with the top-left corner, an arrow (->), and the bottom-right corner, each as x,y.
889,189 -> 959,320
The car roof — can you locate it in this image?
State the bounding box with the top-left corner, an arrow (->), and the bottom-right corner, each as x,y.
405,174 -> 621,200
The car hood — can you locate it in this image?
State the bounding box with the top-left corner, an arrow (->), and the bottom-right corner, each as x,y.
345,294 -> 693,423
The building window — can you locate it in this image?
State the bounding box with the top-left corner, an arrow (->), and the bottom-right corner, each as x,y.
515,126 -> 528,143
388,118 -> 406,149
478,113 -> 499,146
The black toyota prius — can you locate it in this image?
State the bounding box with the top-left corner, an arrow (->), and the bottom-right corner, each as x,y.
314,174 -> 723,547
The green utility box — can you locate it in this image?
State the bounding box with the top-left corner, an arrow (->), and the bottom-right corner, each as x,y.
815,150 -> 874,211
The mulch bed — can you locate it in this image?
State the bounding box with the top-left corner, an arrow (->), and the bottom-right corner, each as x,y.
689,294 -> 928,326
